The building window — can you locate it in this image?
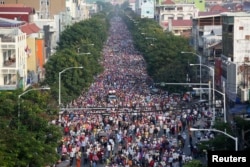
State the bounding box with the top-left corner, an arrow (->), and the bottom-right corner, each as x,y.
228,25 -> 233,33
177,7 -> 183,11
165,7 -> 175,11
4,75 -> 8,85
246,35 -> 250,40
239,26 -> 244,30
177,17 -> 183,20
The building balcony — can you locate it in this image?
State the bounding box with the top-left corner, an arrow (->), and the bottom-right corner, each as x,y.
0,35 -> 15,43
2,58 -> 16,68
0,82 -> 17,90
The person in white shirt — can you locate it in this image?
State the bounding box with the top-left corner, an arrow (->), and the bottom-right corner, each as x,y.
107,143 -> 112,158
69,145 -> 76,167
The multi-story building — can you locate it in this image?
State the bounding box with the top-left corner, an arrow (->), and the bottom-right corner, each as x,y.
3,0 -> 66,19
155,0 -> 199,24
19,23 -> 42,84
141,0 -> 154,18
129,0 -> 136,11
220,12 -> 250,102
0,18 -> 27,90
192,11 -> 223,63
0,5 -> 47,86
163,19 -> 193,37
154,0 -> 199,36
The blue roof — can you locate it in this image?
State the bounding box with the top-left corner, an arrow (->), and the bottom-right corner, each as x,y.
0,17 -> 25,27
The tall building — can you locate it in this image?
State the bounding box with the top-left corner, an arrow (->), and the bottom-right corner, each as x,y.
2,0 -> 66,19
141,0 -> 154,18
220,12 -> 250,102
0,18 -> 28,90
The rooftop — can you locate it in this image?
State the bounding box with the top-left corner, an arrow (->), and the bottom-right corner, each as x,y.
20,23 -> 40,35
220,11 -> 250,17
0,17 -> 25,27
162,0 -> 175,5
163,20 -> 192,27
198,11 -> 224,17
0,6 -> 35,14
210,5 -> 229,12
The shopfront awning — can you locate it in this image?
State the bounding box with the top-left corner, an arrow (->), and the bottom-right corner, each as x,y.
229,104 -> 248,114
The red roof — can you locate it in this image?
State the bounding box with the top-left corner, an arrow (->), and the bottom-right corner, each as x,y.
20,23 -> 40,35
162,0 -> 175,5
163,20 -> 192,27
0,7 -> 35,14
198,11 -> 223,17
210,5 -> 229,12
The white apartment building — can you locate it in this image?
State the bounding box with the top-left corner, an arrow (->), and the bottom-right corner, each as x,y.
220,12 -> 250,102
129,0 -> 136,11
66,0 -> 78,19
155,1 -> 199,26
0,25 -> 27,90
141,0 -> 155,18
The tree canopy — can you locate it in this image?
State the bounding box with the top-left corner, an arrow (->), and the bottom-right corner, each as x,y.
195,121 -> 236,151
0,88 -> 62,167
183,160 -> 203,167
0,3 -> 112,166
121,9 -> 196,93
44,13 -> 109,105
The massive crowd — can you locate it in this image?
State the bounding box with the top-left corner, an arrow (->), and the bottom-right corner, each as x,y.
56,16 -> 211,167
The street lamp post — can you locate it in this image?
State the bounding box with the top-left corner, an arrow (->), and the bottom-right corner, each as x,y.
78,52 -> 91,55
145,37 -> 156,41
193,87 -> 226,123
58,67 -> 83,106
18,87 -> 50,128
190,128 -> 238,151
191,64 -> 215,124
145,37 -> 156,46
181,51 -> 202,100
77,43 -> 94,54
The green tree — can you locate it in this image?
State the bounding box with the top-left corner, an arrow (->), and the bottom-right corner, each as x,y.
44,13 -> 109,105
122,10 -> 195,93
0,3 -> 113,166
0,89 -> 62,167
196,121 -> 235,151
44,48 -> 96,105
183,160 -> 203,167
234,116 -> 250,150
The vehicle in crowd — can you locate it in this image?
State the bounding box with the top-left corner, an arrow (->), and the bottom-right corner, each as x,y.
107,90 -> 117,103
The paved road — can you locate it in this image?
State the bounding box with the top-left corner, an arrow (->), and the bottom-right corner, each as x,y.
56,14 -> 210,167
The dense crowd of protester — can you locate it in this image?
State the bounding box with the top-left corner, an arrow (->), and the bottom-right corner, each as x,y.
55,16 -> 211,167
